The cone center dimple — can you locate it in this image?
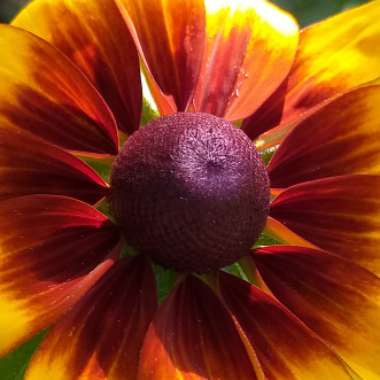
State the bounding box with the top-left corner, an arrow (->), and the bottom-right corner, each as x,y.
110,112 -> 270,273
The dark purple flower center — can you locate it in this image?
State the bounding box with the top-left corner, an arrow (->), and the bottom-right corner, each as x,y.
110,112 -> 270,272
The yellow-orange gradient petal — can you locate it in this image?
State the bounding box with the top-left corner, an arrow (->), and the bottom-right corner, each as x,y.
245,0 -> 380,144
13,0 -> 141,135
25,256 -> 157,380
254,245 -> 380,380
191,0 -> 298,120
0,25 -> 118,155
139,275 -> 258,380
270,175 -> 380,275
0,195 -> 122,356
220,273 -> 355,380
116,0 -> 206,114
0,125 -> 108,203
283,0 -> 380,124
269,85 -> 380,188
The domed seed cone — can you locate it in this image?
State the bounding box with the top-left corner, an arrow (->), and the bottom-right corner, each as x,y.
110,112 -> 270,273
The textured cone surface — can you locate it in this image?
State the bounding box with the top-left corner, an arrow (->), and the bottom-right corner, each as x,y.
111,113 -> 269,272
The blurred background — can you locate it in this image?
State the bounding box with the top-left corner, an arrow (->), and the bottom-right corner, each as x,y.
276,0 -> 369,26
0,0 -> 31,23
0,0 -> 370,26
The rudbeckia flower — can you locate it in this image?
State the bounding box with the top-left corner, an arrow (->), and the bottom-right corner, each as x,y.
1,0 -> 380,378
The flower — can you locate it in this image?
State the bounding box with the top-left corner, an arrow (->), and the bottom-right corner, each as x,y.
1,0 -> 380,379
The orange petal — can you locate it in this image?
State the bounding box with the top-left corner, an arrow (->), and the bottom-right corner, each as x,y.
220,273 -> 354,380
0,195 -> 122,356
25,256 -> 157,380
116,0 -> 206,114
13,0 -> 142,135
270,175 -> 380,275
247,0 -> 380,143
192,0 -> 298,120
0,126 -> 108,203
138,275 -> 258,380
254,245 -> 380,379
0,25 -> 118,155
269,85 -> 380,188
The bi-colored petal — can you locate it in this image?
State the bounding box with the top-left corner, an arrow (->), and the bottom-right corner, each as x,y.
220,273 -> 354,380
281,0 -> 380,126
241,80 -> 289,140
139,275 -> 257,380
0,195 -> 121,356
265,216 -> 317,249
246,0 -> 380,142
117,0 -> 298,119
254,245 -> 380,379
269,85 -> 380,188
0,126 -> 108,203
192,0 -> 298,120
270,175 -> 380,274
25,256 -> 157,380
0,25 -> 118,155
116,0 -> 206,114
13,0 -> 141,135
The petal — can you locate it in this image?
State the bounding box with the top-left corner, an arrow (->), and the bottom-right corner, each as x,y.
0,195 -> 122,356
265,216 -> 317,249
247,0 -> 380,143
241,79 -> 289,140
0,25 -> 118,155
0,126 -> 108,203
270,175 -> 380,274
269,85 -> 380,188
220,273 -> 354,380
192,0 -> 298,120
13,0 -> 142,135
116,0 -> 206,114
281,0 -> 380,126
117,0 -> 298,119
25,256 -> 157,380
138,275 -> 258,380
254,245 -> 380,379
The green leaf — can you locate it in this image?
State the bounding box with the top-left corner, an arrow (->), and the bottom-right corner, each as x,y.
141,98 -> 159,126
0,330 -> 46,380
224,262 -> 249,281
154,264 -> 177,303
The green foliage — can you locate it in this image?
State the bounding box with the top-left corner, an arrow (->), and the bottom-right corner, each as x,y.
0,331 -> 46,380
155,265 -> 177,303
273,0 -> 368,26
224,262 -> 250,280
141,98 -> 159,126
